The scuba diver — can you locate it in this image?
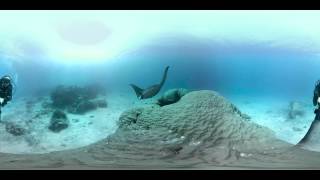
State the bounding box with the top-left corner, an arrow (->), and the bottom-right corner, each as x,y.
313,80 -> 320,109
297,80 -> 320,145
0,75 -> 13,122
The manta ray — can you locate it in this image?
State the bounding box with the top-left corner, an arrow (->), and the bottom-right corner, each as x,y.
130,66 -> 169,100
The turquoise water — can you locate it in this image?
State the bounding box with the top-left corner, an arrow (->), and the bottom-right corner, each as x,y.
2,11 -> 320,169
1,37 -> 318,102
0,38 -> 317,147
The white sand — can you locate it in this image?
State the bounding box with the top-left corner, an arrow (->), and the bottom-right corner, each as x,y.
0,90 -> 314,154
228,95 -> 314,144
0,91 -> 140,154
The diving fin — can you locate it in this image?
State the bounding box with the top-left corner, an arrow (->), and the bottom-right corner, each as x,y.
129,84 -> 144,99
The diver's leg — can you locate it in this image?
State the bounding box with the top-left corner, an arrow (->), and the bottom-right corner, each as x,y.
297,109 -> 320,145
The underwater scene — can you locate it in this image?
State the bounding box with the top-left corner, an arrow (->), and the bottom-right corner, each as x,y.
2,10 -> 320,169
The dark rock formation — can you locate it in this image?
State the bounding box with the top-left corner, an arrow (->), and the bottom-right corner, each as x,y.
5,122 -> 28,136
49,84 -> 107,114
50,85 -> 82,109
157,88 -> 190,106
48,110 -> 69,133
83,83 -> 107,99
69,101 -> 97,114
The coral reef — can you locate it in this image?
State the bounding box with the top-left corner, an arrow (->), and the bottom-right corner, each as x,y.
50,85 -> 81,109
83,83 -> 107,99
50,84 -> 107,114
69,101 -> 97,114
113,90 -> 281,162
48,110 -> 69,133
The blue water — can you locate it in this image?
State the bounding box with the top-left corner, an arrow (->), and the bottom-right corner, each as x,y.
1,38 -> 319,102
0,36 -> 319,151
105,38 -> 320,102
2,34 -> 320,169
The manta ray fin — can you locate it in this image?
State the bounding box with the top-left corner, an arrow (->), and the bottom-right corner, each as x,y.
129,84 -> 144,99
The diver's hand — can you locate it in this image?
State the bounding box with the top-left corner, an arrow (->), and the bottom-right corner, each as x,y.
317,97 -> 320,104
0,98 -> 3,105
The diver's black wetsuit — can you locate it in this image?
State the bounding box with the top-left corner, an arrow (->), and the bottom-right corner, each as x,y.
0,80 -> 12,107
296,80 -> 320,145
0,76 -> 12,122
313,80 -> 320,120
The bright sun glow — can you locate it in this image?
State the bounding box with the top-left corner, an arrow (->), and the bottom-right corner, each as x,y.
1,10 -> 320,64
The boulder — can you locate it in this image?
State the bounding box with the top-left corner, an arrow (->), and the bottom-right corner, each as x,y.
70,101 -> 97,114
48,110 -> 69,133
50,85 -> 82,109
157,88 -> 190,106
82,83 -> 107,99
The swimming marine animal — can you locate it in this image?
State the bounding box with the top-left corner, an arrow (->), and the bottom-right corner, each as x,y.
130,66 -> 169,100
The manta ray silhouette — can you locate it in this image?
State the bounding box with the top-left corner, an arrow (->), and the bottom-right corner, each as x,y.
130,66 -> 169,100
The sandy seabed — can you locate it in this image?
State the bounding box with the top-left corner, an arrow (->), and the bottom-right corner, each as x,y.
1,91 -> 320,169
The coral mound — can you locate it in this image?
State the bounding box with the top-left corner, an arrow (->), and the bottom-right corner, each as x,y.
109,90 -> 284,163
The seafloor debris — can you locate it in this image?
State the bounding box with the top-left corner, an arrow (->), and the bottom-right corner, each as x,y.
5,121 -> 28,136
93,99 -> 108,108
292,127 -> 303,131
287,101 -> 305,120
25,100 -> 36,113
48,110 -> 69,133
24,133 -> 40,146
